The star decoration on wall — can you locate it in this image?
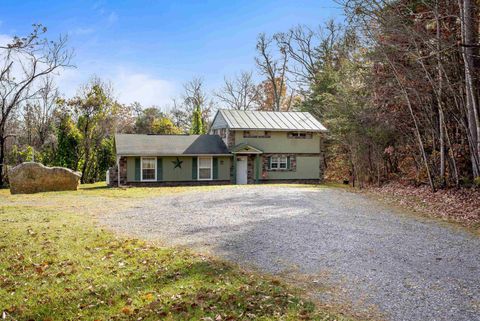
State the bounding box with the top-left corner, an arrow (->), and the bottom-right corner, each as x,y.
172,157 -> 183,169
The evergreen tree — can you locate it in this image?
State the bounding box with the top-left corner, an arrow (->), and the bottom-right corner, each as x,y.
190,105 -> 205,134
55,112 -> 81,170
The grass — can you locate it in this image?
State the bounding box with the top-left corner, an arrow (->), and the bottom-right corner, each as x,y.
0,183 -> 352,321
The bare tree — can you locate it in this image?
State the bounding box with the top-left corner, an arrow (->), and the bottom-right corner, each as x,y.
171,77 -> 214,132
169,98 -> 190,132
23,76 -> 59,148
214,71 -> 260,110
255,33 -> 289,111
0,24 -> 72,186
274,21 -> 349,98
274,25 -> 319,86
181,77 -> 207,112
458,0 -> 480,178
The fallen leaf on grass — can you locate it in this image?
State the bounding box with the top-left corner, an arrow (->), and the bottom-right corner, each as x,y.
143,293 -> 154,301
121,306 -> 132,315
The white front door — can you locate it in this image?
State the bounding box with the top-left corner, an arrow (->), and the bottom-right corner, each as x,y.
236,156 -> 248,185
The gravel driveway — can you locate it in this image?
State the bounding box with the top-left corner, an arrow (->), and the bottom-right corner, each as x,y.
102,185 -> 480,321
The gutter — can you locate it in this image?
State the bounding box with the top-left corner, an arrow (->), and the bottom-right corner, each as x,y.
117,154 -> 233,157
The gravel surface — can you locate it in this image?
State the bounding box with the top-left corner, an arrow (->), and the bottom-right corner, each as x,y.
102,185 -> 480,321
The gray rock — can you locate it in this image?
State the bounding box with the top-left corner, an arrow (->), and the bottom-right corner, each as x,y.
9,162 -> 81,194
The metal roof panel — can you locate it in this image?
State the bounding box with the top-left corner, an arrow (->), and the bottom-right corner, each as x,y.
272,112 -> 291,128
217,109 -> 327,132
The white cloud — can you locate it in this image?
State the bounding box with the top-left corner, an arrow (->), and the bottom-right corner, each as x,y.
112,69 -> 175,107
55,67 -> 86,98
56,64 -> 176,107
2,30 -> 172,107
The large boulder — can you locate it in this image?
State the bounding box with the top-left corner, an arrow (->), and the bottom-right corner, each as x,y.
9,162 -> 81,194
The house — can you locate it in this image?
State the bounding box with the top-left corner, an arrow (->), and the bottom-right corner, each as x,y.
109,109 -> 327,186
110,134 -> 232,186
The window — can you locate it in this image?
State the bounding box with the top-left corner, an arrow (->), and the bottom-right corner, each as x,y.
141,157 -> 156,181
244,130 -> 269,138
288,132 -> 312,139
198,157 -> 212,180
270,156 -> 288,169
250,130 -> 265,136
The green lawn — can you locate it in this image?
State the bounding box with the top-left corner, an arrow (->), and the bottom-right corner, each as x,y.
0,183 -> 352,321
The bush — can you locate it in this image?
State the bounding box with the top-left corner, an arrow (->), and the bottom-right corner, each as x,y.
474,177 -> 480,187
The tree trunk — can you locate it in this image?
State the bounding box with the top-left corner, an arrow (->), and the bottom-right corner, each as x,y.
0,135 -> 4,187
404,90 -> 436,191
435,2 -> 446,186
384,54 -> 436,191
459,0 -> 480,177
81,147 -> 89,184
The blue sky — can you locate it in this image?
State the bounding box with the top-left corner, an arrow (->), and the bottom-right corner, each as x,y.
0,0 -> 343,108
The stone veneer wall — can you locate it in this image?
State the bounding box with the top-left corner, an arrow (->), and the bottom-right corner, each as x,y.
261,154 -> 298,173
227,129 -> 236,181
247,155 -> 255,184
107,156 -> 127,187
226,129 -> 235,149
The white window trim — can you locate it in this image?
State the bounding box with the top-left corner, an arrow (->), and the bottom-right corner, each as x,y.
197,156 -> 213,181
269,156 -> 288,170
141,156 -> 157,182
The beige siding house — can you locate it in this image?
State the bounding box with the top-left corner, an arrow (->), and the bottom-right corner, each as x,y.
210,110 -> 327,184
109,110 -> 326,186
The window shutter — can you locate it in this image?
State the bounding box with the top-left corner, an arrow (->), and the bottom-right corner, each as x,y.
157,158 -> 163,181
192,157 -> 198,180
287,156 -> 291,170
213,157 -> 218,179
268,156 -> 272,170
135,157 -> 141,181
